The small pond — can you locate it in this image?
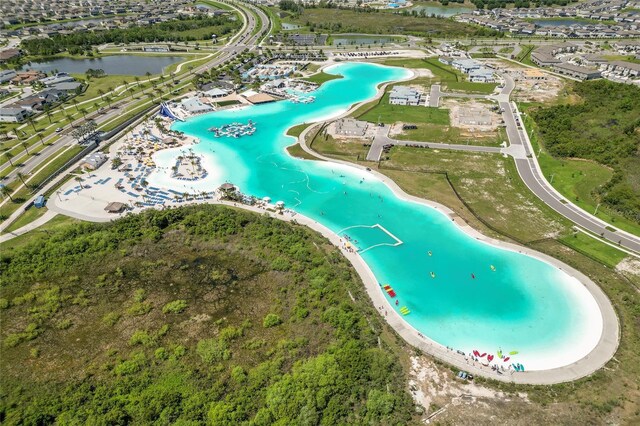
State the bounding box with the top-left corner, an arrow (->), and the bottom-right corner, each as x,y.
21,55 -> 187,76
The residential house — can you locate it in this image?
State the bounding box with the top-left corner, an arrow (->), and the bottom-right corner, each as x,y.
0,107 -> 30,123
389,86 -> 421,106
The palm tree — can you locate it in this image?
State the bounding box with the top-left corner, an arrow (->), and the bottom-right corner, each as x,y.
27,118 -> 36,131
37,132 -> 45,146
21,142 -> 30,155
3,152 -> 14,166
74,176 -> 84,189
98,89 -> 105,101
134,76 -> 141,88
79,108 -> 88,119
0,185 -> 14,202
43,105 -> 53,123
16,172 -> 27,186
72,99 -> 79,112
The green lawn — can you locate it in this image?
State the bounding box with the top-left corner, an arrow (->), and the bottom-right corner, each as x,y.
302,71 -> 343,86
286,123 -> 311,138
558,232 -> 629,269
0,214 -> 80,251
2,206 -> 49,234
359,93 -> 450,125
381,57 -> 497,94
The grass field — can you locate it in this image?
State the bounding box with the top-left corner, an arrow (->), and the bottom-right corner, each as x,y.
359,93 -> 450,125
2,206 -> 48,234
311,133 -> 369,161
381,147 -> 574,243
558,231 -> 629,269
381,57 -> 498,94
353,89 -> 501,146
0,214 -> 79,251
303,71 -> 343,85
284,7 -> 488,37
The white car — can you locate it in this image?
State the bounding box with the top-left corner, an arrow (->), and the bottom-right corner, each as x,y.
55,127 -> 63,133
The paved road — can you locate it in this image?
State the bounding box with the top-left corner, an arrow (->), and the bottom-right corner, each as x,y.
366,125 -> 389,161
428,84 -> 441,107
496,73 -> 640,253
365,124 -> 501,160
395,140 -> 502,153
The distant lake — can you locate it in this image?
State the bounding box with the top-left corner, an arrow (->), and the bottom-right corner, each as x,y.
332,37 -> 395,46
409,4 -> 471,17
20,55 -> 187,76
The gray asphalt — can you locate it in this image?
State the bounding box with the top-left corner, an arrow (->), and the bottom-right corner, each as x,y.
496,73 -> 640,253
370,70 -> 640,253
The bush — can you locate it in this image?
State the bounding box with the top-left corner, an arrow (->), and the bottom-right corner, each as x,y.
102,312 -> 121,326
263,313 -> 282,328
129,330 -> 155,346
162,299 -> 188,314
127,301 -> 152,316
56,319 -> 73,330
196,338 -> 231,363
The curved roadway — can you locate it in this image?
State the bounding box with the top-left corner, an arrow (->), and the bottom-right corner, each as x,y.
496,73 -> 640,253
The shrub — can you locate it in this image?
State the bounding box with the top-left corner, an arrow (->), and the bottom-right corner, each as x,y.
155,347 -> 168,360
263,313 -> 282,328
196,338 -> 231,363
132,289 -> 146,303
56,319 -> 73,330
129,330 -> 155,346
127,301 -> 152,316
162,299 -> 188,314
102,312 -> 121,326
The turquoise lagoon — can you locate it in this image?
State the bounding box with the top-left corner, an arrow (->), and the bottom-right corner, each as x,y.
151,63 -> 602,370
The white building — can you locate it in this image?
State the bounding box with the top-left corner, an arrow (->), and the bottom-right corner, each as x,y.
181,97 -> 213,114
389,86 -> 421,106
0,107 -> 29,123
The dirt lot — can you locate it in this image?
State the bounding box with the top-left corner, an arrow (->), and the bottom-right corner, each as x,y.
484,59 -> 565,103
445,98 -> 503,140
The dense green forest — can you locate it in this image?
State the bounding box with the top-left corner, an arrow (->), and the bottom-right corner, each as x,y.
20,15 -> 241,56
0,206 -> 413,424
531,80 -> 640,222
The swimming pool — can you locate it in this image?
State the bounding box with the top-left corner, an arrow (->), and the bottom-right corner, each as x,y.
150,62 -> 604,371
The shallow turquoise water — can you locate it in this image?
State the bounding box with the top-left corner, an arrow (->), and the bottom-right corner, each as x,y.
156,62 -> 601,370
